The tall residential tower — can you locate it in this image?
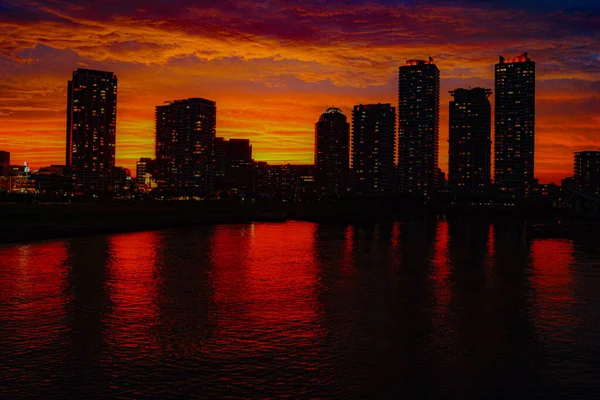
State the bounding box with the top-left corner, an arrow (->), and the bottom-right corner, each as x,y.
574,151 -> 600,196
66,68 -> 117,189
315,107 -> 350,197
155,98 -> 216,196
398,58 -> 440,196
448,87 -> 492,189
351,103 -> 396,196
494,52 -> 535,195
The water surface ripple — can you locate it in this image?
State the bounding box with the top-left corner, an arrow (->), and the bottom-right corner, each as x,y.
1,219 -> 599,398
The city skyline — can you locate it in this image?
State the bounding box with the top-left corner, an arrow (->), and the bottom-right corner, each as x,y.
0,1 -> 598,184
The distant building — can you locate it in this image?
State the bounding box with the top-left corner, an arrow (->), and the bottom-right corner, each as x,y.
225,139 -> 254,193
255,161 -> 272,194
135,158 -> 157,186
213,137 -> 228,189
38,165 -> 71,176
155,98 -> 216,196
34,165 -> 74,194
315,107 -> 350,197
561,176 -> 575,193
0,151 -> 10,177
574,151 -> 600,196
254,163 -> 316,201
398,58 -> 440,196
112,167 -> 132,191
448,88 -> 492,189
351,103 -> 396,196
66,68 -> 118,190
437,168 -> 446,188
494,53 -> 535,195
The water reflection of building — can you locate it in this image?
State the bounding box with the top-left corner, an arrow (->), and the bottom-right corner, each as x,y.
0,241 -> 69,397
207,222 -> 322,394
64,236 -> 113,394
105,232 -> 161,358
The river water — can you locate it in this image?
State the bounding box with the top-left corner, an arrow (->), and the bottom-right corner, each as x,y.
1,219 -> 599,399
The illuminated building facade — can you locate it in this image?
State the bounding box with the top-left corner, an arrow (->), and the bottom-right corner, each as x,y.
351,103 -> 396,196
254,163 -> 316,201
448,88 -> 492,189
494,53 -> 535,195
66,68 -> 117,190
155,98 -> 216,196
398,58 -> 440,196
213,137 -> 228,189
135,158 -> 157,186
315,107 -> 350,197
574,151 -> 600,196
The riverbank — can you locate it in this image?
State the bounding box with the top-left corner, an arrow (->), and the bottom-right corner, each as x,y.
0,202 -> 255,245
0,201 -> 593,245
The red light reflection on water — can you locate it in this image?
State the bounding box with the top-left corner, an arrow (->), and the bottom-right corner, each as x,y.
343,225 -> 356,275
105,231 -> 161,356
208,222 -> 321,355
530,239 -> 576,332
431,221 -> 452,315
0,241 -> 68,355
484,224 -> 495,284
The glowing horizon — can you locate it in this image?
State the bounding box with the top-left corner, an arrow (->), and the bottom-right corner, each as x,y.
0,0 -> 598,183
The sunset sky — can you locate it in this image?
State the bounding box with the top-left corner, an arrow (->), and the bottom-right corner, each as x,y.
0,0 -> 598,183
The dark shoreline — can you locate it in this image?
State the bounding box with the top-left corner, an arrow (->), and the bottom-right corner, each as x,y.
0,202 -> 591,245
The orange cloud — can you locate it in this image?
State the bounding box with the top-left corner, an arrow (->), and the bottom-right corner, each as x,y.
0,0 -> 598,183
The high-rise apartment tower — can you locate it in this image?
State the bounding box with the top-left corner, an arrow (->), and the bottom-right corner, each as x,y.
494,52 -> 535,195
66,68 -> 117,189
315,107 -> 350,197
448,87 -> 492,189
398,58 -> 440,196
155,98 -> 216,196
351,103 -> 396,196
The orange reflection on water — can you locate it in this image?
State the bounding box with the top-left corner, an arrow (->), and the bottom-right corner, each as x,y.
0,241 -> 68,353
208,222 -> 321,354
343,225 -> 356,276
105,231 -> 161,356
431,221 -> 452,315
530,239 -> 576,333
484,223 -> 495,284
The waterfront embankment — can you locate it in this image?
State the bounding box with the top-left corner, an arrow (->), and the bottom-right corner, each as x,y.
0,202 -> 255,245
0,201 -> 593,245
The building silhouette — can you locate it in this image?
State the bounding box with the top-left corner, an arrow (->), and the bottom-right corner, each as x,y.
225,139 -> 254,193
574,151 -> 600,196
398,58 -> 440,196
66,68 -> 117,190
0,151 -> 10,178
448,88 -> 492,189
315,107 -> 350,197
494,53 -> 535,195
213,137 -> 228,190
351,103 -> 396,196
155,98 -> 216,196
255,163 -> 316,201
135,158 -> 157,186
